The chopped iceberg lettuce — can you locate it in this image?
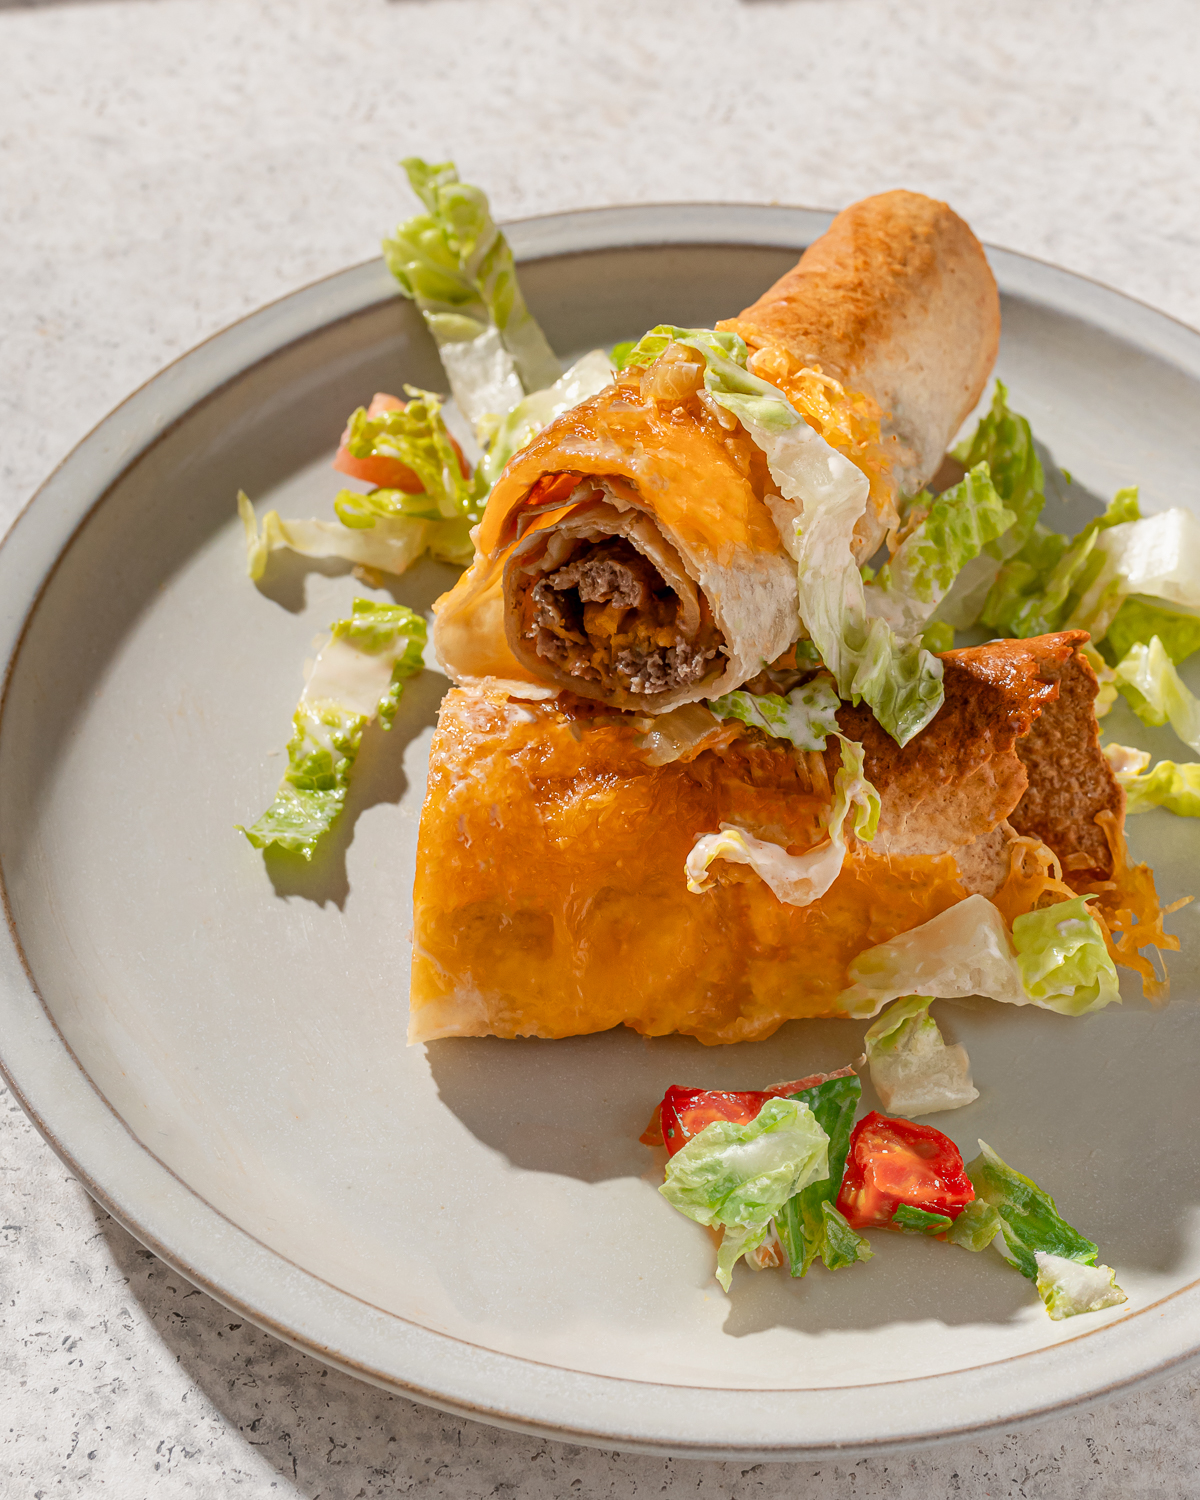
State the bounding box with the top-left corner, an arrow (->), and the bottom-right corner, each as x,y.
238,600 -> 426,858
623,326 -> 945,746
659,1097 -> 830,1291
1034,1252 -> 1127,1320
477,349 -> 615,487
708,674 -> 841,751
774,1073 -> 871,1276
952,381 -> 1046,558
838,892 -> 1120,1018
1104,744 -> 1200,816
383,158 -> 560,428
1112,635 -> 1200,755
1010,896 -> 1120,1016
864,995 -> 979,1116
685,735 -> 879,906
892,1204 -> 954,1234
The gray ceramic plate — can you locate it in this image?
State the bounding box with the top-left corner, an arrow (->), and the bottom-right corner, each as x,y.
2,205 -> 1200,1459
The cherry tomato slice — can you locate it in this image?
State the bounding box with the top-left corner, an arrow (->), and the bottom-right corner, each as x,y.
651,1073 -> 843,1157
835,1111 -> 974,1230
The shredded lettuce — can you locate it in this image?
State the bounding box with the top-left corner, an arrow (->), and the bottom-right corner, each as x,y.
333,388 -> 479,525
659,1097 -> 830,1291
383,158 -> 560,428
623,326 -> 944,746
239,492 -> 473,578
707,675 -> 841,751
1112,635 -> 1200,755
1034,1252 -> 1127,1320
238,600 -> 426,858
967,1142 -> 1124,1317
1068,506 -> 1200,642
893,1204 -> 954,1234
1104,595 -> 1200,666
1104,744 -> 1200,816
838,892 -> 1120,1018
774,1074 -> 871,1276
1011,896 -> 1121,1015
982,488 -> 1140,640
864,995 -> 979,1116
952,381 -> 1046,558
685,734 -> 879,906
944,1198 -> 1001,1252
868,465 -> 1015,633
237,386 -> 482,580
476,349 -> 615,488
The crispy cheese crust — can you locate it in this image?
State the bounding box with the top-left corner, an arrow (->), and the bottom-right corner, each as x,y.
408,637 -> 1118,1046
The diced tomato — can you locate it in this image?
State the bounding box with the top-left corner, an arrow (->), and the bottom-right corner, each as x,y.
331,391 -> 468,492
648,1071 -> 847,1157
835,1111 -> 974,1230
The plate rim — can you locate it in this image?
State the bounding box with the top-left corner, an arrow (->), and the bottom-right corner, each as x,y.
3,201 -> 1200,1459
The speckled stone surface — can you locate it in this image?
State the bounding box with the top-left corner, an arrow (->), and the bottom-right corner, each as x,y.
3,1 -> 1200,1493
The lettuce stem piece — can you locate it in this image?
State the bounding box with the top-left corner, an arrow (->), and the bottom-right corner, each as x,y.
238,600 -> 426,859
383,158 -> 560,428
864,995 -> 979,1116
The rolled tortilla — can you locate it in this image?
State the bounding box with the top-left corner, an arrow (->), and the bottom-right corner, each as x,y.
432,190 -> 999,709
722,189 -> 1001,555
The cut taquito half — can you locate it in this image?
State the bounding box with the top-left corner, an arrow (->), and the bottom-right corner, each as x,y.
408,635 -> 1172,1046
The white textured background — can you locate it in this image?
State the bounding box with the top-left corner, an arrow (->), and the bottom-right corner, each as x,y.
3,0 -> 1200,1493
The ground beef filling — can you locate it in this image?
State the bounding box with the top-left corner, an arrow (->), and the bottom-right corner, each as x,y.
524,538 -> 719,695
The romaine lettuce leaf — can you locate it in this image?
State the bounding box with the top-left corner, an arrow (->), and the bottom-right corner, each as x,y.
1010,895 -> 1120,1016
238,599 -> 426,858
623,326 -> 945,746
477,349 -> 615,488
864,995 -> 979,1116
659,1097 -> 830,1291
383,158 -> 560,427
239,493 -> 474,578
1104,743 -> 1200,815
685,734 -> 879,906
952,381 -> 1046,558
1068,507 -> 1200,642
1112,635 -> 1200,754
944,1198 -> 1001,1252
774,1073 -> 871,1276
708,675 -> 841,751
868,465 -> 1015,632
966,1141 -> 1104,1275
333,388 -> 479,525
1034,1252 -> 1127,1319
1104,595 -> 1200,666
982,488 -> 1139,639
838,891 -> 1120,1018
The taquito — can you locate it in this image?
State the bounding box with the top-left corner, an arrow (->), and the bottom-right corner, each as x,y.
431,191 -> 1000,712
409,636 -> 1167,1046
